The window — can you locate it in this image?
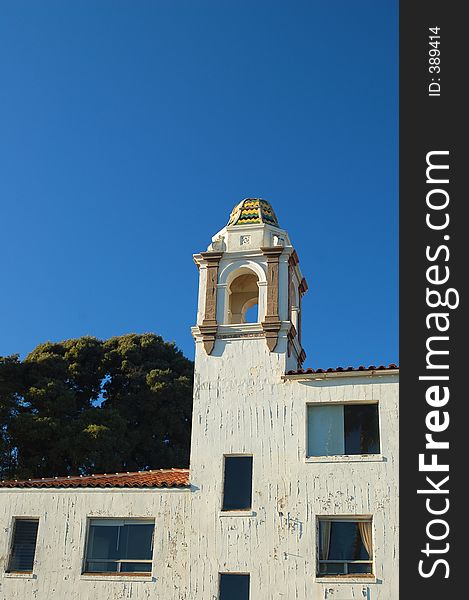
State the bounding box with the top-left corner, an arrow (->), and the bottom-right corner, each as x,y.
307,403 -> 380,456
7,518 -> 39,573
222,456 -> 253,511
219,573 -> 250,600
317,518 -> 373,576
84,519 -> 154,574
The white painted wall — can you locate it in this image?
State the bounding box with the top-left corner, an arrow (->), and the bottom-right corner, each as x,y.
0,488 -> 191,600
189,337 -> 399,600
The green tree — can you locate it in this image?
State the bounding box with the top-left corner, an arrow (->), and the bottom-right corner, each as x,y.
9,336 -> 106,478
0,355 -> 24,479
101,333 -> 193,471
0,334 -> 193,479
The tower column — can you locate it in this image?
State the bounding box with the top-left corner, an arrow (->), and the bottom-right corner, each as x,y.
199,251 -> 223,354
260,246 -> 284,351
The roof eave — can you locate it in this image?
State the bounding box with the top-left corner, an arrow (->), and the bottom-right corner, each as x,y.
282,368 -> 399,381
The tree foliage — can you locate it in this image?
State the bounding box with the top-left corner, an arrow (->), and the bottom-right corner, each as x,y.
0,334 -> 193,480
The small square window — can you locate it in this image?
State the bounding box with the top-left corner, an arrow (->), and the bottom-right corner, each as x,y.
307,403 -> 380,456
317,518 -> 373,577
7,518 -> 39,573
222,456 -> 253,511
219,573 -> 250,599
84,519 -> 154,574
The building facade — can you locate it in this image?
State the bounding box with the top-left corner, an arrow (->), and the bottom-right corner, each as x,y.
0,199 -> 399,600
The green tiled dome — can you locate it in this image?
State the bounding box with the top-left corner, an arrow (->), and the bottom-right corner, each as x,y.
227,198 -> 279,227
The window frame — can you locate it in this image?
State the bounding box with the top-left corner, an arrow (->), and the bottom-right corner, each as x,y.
306,400 -> 382,459
218,571 -> 251,600
220,454 -> 253,513
82,517 -> 155,576
6,517 -> 40,574
316,516 -> 374,578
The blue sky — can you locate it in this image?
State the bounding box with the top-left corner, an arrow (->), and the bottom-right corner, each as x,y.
0,0 -> 398,368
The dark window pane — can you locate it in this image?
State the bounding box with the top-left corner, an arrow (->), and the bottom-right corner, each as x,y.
319,563 -> 347,575
344,404 -> 380,454
348,562 -> 372,574
319,562 -> 372,575
86,561 -> 118,573
222,456 -> 253,511
219,573 -> 250,600
328,522 -> 369,561
328,521 -> 357,560
121,562 -> 152,572
87,524 -> 119,560
119,524 -> 154,560
8,519 -> 39,572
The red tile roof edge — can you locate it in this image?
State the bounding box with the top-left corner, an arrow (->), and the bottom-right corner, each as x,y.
0,468 -> 190,489
286,363 -> 399,376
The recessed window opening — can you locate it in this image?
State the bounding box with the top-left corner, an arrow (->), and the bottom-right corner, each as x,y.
222,456 -> 253,511
219,573 -> 250,599
307,403 -> 380,457
7,518 -> 39,573
84,519 -> 154,574
228,271 -> 259,324
318,518 -> 373,576
290,281 -> 299,331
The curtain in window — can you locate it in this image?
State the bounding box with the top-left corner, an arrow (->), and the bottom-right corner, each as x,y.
320,521 -> 331,560
358,521 -> 372,556
308,405 -> 344,456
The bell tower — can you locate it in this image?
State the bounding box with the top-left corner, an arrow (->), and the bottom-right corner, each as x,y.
189,199 -> 309,594
192,198 -> 307,372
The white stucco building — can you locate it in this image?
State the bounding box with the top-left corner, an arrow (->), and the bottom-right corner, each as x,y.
0,199 -> 399,600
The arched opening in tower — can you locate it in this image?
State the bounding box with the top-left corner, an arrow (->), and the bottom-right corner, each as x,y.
227,271 -> 259,324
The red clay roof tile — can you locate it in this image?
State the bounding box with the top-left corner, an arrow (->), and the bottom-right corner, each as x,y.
0,468 -> 189,489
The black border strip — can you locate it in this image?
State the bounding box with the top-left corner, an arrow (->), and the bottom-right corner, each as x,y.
400,2 -> 465,595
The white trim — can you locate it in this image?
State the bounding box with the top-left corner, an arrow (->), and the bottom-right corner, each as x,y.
218,260 -> 267,286
282,369 -> 399,381
88,518 -> 154,527
315,575 -> 377,584
80,574 -> 154,582
216,261 -> 267,324
307,399 -> 379,406
218,510 -> 256,518
305,454 -> 385,464
3,572 -> 37,579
